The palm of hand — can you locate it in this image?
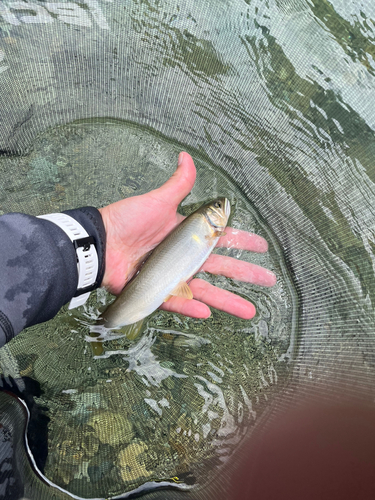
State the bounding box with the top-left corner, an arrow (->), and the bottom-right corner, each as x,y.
100,193 -> 183,295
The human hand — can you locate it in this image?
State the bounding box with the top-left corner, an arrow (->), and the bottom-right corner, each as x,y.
99,152 -> 276,320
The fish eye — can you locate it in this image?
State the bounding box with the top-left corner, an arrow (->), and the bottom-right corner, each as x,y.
214,201 -> 221,208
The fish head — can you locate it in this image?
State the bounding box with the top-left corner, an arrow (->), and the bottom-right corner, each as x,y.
201,197 -> 231,230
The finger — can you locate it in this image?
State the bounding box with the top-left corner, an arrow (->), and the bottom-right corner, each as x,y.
160,296 -> 211,318
190,278 -> 256,319
155,152 -> 196,207
159,279 -> 256,320
216,227 -> 269,253
201,254 -> 277,287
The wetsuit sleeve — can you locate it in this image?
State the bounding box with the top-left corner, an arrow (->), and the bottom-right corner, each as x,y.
0,207 -> 106,347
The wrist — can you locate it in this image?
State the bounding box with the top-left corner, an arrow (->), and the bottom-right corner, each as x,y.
46,207 -> 106,306
98,205 -> 131,295
64,207 -> 106,291
98,206 -> 110,289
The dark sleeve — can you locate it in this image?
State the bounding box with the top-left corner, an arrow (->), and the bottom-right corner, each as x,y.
0,207 -> 106,347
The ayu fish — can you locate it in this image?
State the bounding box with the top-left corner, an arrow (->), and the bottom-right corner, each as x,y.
100,198 -> 231,329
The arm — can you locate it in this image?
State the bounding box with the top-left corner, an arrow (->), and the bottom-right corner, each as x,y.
0,208 -> 105,346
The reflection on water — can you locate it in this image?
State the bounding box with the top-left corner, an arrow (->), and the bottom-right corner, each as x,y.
0,0 -> 375,498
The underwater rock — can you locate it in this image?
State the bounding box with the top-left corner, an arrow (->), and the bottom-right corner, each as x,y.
70,391 -> 104,423
88,459 -> 114,483
44,423 -> 100,486
88,411 -> 134,446
117,441 -> 152,482
168,411 -> 220,476
81,431 -> 100,458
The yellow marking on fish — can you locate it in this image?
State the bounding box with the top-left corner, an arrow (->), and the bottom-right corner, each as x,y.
192,233 -> 201,243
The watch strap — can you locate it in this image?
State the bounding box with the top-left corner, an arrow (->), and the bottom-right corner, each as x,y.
37,213 -> 99,309
63,207 -> 106,293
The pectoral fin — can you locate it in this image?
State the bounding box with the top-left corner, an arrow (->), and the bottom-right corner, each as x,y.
164,281 -> 193,301
214,230 -> 226,237
206,230 -> 226,240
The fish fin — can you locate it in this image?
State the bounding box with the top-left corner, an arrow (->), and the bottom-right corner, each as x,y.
120,319 -> 144,340
214,230 -> 226,237
206,230 -> 226,240
88,335 -> 104,356
165,281 -> 194,301
88,320 -> 144,356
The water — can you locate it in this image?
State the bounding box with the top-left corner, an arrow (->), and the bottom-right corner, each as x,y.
0,120 -> 297,497
0,0 -> 375,498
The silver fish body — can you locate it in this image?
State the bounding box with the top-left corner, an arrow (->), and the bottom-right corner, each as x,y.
101,198 -> 230,329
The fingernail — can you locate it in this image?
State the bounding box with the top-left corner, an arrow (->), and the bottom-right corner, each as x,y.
178,152 -> 184,166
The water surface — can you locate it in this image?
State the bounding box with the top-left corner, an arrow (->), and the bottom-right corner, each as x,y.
0,120 -> 296,496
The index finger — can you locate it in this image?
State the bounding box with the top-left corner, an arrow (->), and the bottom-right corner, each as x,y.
216,227 -> 269,253
175,214 -> 269,253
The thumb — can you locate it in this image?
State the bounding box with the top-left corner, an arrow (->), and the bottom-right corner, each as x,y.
155,152 -> 196,207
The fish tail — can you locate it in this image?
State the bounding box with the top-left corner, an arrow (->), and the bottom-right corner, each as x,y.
121,319 -> 144,340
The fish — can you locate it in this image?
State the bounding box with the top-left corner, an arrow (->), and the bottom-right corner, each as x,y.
100,198 -> 231,329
